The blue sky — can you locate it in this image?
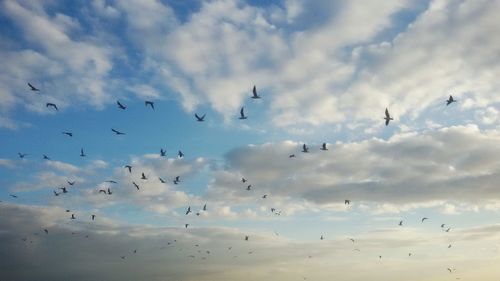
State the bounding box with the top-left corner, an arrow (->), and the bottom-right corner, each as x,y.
1,0 -> 500,280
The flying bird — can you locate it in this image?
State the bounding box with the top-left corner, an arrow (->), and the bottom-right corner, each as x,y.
159,177 -> 166,183
186,206 -> 191,215
28,82 -> 40,91
145,101 -> 155,110
203,204 -> 207,211
173,176 -> 180,184
18,153 -> 27,158
133,182 -> 140,190
320,235 -> 324,240
289,154 -> 295,158
80,148 -> 86,157
160,149 -> 166,157
111,128 -> 125,135
67,181 -> 75,186
185,224 -> 189,228
43,154 -> 50,160
59,187 -> 68,193
71,214 -> 76,220
195,113 -> 206,122
262,194 -> 268,199
141,173 -> 147,180
239,107 -> 247,119
302,144 -> 309,153
345,199 -> 350,205
46,103 -> 58,111
53,190 -> 60,196
105,180 -> 117,184
116,100 -> 127,110
124,165 -> 132,173
350,238 -> 355,243
178,150 -> 184,158
446,95 -> 456,106
448,244 -> 452,248
91,214 -> 96,220
384,108 -> 393,126
44,229 -> 48,234
441,224 -> 446,228
320,143 -> 328,150
245,236 -> 249,241
99,189 -> 107,194
62,131 -> 73,137
421,217 -> 428,223
399,220 -> 403,226
107,188 -> 112,195
242,178 -> 247,183
251,85 -> 261,99
246,185 -> 252,190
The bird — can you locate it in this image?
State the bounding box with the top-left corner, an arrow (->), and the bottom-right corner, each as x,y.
133,182 -> 140,190
178,150 -> 184,158
91,214 -> 96,220
445,228 -> 451,232
441,224 -> 446,228
59,187 -> 68,193
80,148 -> 86,157
145,101 -> 154,110
44,229 -> 48,234
53,190 -> 60,196
384,108 -> 393,126
446,95 -> 456,106
399,220 -> 403,226
320,143 -> 328,150
320,235 -> 324,240
105,180 -> 117,184
160,149 -> 166,157
46,103 -> 58,111
447,268 -> 452,273
239,107 -> 247,119
18,153 -> 27,158
121,256 -> 126,260
302,144 -> 309,153
246,185 -> 252,190
111,128 -> 125,135
141,173 -> 147,180
10,194 -> 18,198
345,199 -> 350,205
185,224 -> 189,228
409,253 -> 412,257
67,181 -> 75,186
124,165 -> 132,173
62,131 -> 73,137
203,204 -> 207,211
71,214 -> 76,220
133,249 -> 137,254
245,236 -> 249,241
421,217 -> 428,223
251,85 -> 261,99
289,154 -> 295,158
350,238 -> 355,243
116,100 -> 126,110
43,154 -> 51,160
28,82 -> 40,91
174,176 -> 180,184
159,177 -> 166,183
242,178 -> 247,183
262,194 -> 267,199
448,244 -> 452,248
186,207 -> 191,215
99,189 -> 107,194
107,188 -> 112,195
195,113 -> 205,122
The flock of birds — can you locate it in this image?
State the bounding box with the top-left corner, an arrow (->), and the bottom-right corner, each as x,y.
5,82 -> 463,279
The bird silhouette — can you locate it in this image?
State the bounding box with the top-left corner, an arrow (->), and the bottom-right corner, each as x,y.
117,100 -> 127,110
59,187 -> 68,193
44,229 -> 48,234
53,190 -> 60,196
133,182 -> 140,190
195,113 -> 206,122
350,238 -> 355,243
174,176 -> 180,184
141,173 -> 147,180
43,154 -> 50,160
124,165 -> 132,173
185,224 -> 189,228
159,177 -> 166,183
105,180 -> 117,184
80,148 -> 86,157
18,153 -> 27,158
91,214 -> 96,220
71,214 -> 76,220
145,101 -> 154,110
245,236 -> 249,241
186,206 -> 191,215
384,108 -> 393,126
302,144 -> 309,153
446,95 -> 456,106
421,217 -> 428,223
111,128 -> 125,135
251,85 -> 261,99
345,199 -> 350,205
203,204 -> 207,211
28,82 -> 40,91
99,189 -> 107,194
246,185 -> 252,190
46,103 -> 58,111
67,181 -> 75,186
242,178 -> 247,183
441,224 -> 446,228
178,150 -> 184,158
289,154 -> 295,158
160,149 -> 166,157
320,143 -> 328,150
262,194 -> 267,199
399,220 -> 403,226
448,244 -> 452,248
239,107 -> 247,119
107,188 -> 112,195
320,235 -> 324,240
62,131 -> 73,137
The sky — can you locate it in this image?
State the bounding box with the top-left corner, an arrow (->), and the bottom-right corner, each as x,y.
1,0 -> 500,280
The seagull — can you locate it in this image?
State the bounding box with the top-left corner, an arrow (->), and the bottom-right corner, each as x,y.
159,177 -> 166,183
239,107 -> 247,119
18,153 -> 27,158
62,131 -> 73,137
320,143 -> 328,151
141,173 -> 147,180
99,189 -> 107,194
116,100 -> 127,110
80,148 -> 86,157
345,199 -> 350,205
185,224 -> 189,228
446,95 -> 456,106
289,154 -> 295,158
53,190 -> 60,196
251,85 -> 261,99
448,244 -> 452,248
350,238 -> 355,243
124,165 -> 132,173
71,214 -> 76,220
320,235 -> 324,240
28,82 -> 40,91
67,181 -> 75,186
447,268 -> 452,273
186,206 -> 191,215
384,108 -> 393,126
133,182 -> 140,190
302,144 -> 309,153
178,151 -> 184,158
441,224 -> 446,228
59,187 -> 68,193
242,178 -> 247,183
262,194 -> 267,199
174,176 -> 180,184
121,256 -> 126,260
421,217 -> 428,223
195,113 -> 205,122
105,180 -> 117,184
203,204 -> 207,211
44,229 -> 48,234
111,128 -> 125,135
160,149 -> 166,157
46,103 -> 58,111
107,188 -> 112,195
145,101 -> 154,110
91,214 -> 96,220
43,154 -> 51,160
246,185 -> 252,190
445,228 -> 451,232
245,236 -> 249,241
408,252 -> 412,256
399,220 -> 403,226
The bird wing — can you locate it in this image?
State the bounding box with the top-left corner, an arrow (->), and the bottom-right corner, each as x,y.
385,108 -> 390,118
240,107 -> 244,117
